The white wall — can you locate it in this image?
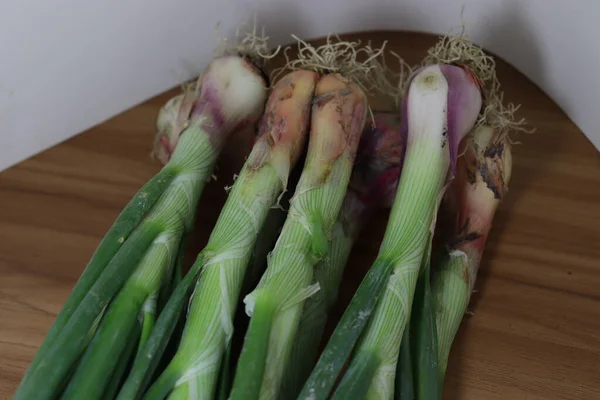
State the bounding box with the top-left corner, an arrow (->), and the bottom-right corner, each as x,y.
1,0 -> 598,171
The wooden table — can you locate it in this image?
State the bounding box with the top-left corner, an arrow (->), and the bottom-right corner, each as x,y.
1,32 -> 599,400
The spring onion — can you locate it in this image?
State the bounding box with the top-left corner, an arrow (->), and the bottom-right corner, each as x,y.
15,53 -> 268,400
230,32 -> 404,400
279,112 -> 405,398
432,124 -> 512,384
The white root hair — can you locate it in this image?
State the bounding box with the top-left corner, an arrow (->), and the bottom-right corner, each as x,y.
214,14 -> 280,68
271,34 -> 403,104
175,16 -> 279,96
386,50 -> 416,109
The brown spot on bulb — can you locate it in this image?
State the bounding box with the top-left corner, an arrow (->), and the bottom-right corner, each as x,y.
451,231 -> 482,248
467,169 -> 476,185
479,144 -> 506,199
484,142 -> 504,158
449,217 -> 483,248
279,92 -> 293,102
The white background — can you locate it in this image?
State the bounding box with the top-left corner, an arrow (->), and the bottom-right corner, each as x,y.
1,0 -> 598,171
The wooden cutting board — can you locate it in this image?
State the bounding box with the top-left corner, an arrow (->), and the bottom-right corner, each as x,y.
1,31 -> 599,400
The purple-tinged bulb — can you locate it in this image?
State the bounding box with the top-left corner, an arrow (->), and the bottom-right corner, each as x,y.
403,64 -> 483,175
351,112 -> 405,208
152,56 -> 267,164
190,55 -> 268,148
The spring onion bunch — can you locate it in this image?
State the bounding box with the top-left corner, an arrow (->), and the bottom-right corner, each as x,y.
279,112 -> 405,399
15,29 -> 270,400
300,28 -> 531,400
229,34 -> 404,400
14,23 -> 529,400
299,43 -> 486,400
401,31 -> 529,399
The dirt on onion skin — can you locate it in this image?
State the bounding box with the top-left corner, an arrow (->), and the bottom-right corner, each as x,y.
480,141 -> 506,199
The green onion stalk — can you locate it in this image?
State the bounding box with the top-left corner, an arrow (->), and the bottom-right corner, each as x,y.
14,55 -> 268,400
300,63 -> 484,400
397,233 -> 438,400
279,112 -> 405,399
216,174 -> 301,400
229,73 -> 368,400
218,201 -> 290,400
432,124 -> 512,384
138,70 -> 319,400
218,164 -> 303,400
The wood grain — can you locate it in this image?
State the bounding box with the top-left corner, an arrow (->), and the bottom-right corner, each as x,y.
1,32 -> 599,399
